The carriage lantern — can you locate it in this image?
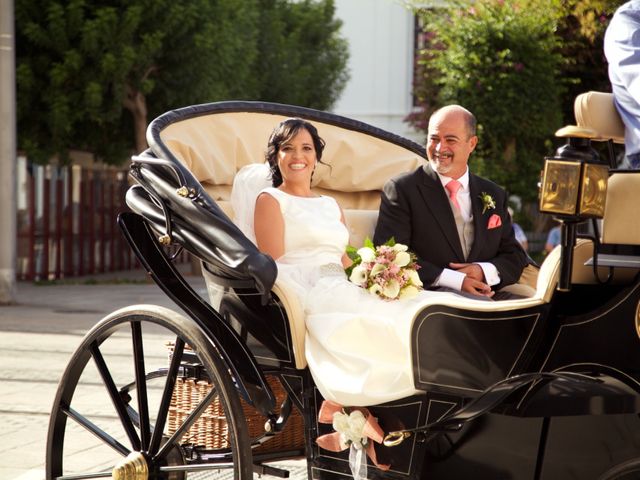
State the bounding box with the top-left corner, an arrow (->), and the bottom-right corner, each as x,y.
539,128 -> 609,291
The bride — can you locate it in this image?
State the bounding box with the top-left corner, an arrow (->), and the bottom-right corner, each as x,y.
249,118 -> 454,407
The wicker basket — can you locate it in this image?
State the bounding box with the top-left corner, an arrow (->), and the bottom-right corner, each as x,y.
168,374 -> 305,454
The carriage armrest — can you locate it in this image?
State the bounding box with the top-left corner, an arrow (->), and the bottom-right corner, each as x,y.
573,91 -> 625,143
556,91 -> 625,143
272,280 -> 308,369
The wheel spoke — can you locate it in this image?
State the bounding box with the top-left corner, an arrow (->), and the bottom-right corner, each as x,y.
156,377 -> 219,460
125,404 -> 156,437
131,321 -> 151,450
159,462 -> 235,473
62,405 -> 130,456
149,337 -> 184,455
89,341 -> 141,451
52,470 -> 113,480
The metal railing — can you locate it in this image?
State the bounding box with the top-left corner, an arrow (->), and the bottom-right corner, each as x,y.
14,158 -> 199,281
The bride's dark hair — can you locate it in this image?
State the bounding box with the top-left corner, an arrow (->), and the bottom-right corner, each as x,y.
266,118 -> 327,187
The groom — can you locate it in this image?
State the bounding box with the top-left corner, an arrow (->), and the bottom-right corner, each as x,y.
373,105 -> 529,300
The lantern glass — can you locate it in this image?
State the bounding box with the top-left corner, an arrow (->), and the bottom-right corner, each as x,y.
539,159 -> 581,215
578,163 -> 608,217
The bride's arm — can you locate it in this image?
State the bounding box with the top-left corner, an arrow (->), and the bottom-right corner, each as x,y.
254,192 -> 285,260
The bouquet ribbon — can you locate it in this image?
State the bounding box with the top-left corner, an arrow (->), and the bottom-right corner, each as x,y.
315,400 -> 391,471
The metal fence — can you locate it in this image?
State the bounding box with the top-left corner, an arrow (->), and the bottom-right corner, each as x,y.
15,159 -> 141,281
15,158 -> 189,281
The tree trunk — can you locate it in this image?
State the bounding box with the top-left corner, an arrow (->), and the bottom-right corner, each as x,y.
123,85 -> 148,155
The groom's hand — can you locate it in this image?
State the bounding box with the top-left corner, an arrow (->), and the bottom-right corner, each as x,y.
449,262 -> 484,281
461,276 -> 495,297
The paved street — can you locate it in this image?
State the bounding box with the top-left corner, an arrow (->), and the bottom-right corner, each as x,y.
0,270 -> 307,480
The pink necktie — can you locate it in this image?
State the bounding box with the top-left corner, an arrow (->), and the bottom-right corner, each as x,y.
445,179 -> 461,211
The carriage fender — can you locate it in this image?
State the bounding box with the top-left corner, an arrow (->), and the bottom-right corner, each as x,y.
96,304 -> 265,409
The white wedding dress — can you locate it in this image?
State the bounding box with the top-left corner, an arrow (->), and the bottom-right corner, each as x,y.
260,187 -> 454,407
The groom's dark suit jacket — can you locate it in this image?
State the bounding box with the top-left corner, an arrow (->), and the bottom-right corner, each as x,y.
373,164 -> 528,290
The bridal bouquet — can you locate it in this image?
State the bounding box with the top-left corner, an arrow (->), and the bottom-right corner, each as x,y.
345,238 -> 422,301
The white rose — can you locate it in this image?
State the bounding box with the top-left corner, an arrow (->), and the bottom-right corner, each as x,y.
333,411 -> 349,433
357,247 -> 376,263
399,285 -> 419,300
392,243 -> 409,252
382,279 -> 400,299
332,411 -> 351,449
407,269 -> 423,287
370,263 -> 386,278
392,251 -> 411,267
344,410 -> 367,448
349,266 -> 368,286
332,410 -> 367,449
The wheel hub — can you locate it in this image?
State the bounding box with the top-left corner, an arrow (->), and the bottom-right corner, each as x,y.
112,451 -> 148,480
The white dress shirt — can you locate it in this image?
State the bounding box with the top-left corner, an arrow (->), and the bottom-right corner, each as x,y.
433,169 -> 501,291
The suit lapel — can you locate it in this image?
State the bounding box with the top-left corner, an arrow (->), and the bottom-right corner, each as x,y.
417,166 -> 465,260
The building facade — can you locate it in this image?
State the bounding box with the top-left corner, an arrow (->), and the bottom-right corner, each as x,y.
332,0 -> 422,142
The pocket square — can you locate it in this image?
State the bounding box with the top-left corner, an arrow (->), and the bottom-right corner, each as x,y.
487,214 -> 502,229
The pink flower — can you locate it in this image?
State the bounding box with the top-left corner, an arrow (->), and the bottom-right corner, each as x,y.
348,241 -> 423,300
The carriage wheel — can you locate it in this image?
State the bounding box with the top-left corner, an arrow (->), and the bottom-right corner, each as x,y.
598,457 -> 640,480
46,305 -> 253,480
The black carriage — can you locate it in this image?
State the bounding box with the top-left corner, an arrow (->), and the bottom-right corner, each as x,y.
47,92 -> 640,480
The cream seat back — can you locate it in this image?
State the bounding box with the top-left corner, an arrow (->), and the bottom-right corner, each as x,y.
158,110 -> 425,217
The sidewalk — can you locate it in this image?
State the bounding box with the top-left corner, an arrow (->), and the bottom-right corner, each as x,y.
0,269 -> 307,479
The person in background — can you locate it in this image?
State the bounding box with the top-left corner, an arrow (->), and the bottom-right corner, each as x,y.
604,0 -> 640,168
544,224 -> 562,255
508,207 -> 528,252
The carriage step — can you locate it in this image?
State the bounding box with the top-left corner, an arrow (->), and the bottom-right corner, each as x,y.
253,463 -> 290,478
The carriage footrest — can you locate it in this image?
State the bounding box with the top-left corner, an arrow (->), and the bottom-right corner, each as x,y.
253,463 -> 290,478
516,373 -> 640,417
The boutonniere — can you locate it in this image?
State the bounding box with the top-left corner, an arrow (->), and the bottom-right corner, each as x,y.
479,192 -> 496,214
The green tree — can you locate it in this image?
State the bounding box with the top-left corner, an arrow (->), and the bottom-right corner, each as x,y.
556,0 -> 625,126
409,0 -> 567,201
16,0 -> 259,163
16,0 -> 349,165
255,0 -> 349,109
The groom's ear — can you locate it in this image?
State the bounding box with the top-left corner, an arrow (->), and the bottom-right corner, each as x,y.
469,135 -> 478,152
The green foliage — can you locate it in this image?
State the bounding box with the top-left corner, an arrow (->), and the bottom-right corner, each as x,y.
255,0 -> 349,110
407,0 -> 628,202
555,0 -> 625,126
411,0 -> 567,201
16,0 -> 349,165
